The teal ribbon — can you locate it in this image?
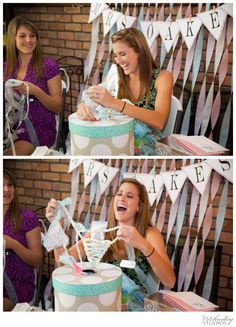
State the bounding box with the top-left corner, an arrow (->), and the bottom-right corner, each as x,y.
53,275 -> 122,297
219,95 -> 232,146
54,197 -> 72,223
202,181 -> 228,300
69,119 -> 134,138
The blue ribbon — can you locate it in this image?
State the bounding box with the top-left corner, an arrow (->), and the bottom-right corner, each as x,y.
219,95 -> 232,146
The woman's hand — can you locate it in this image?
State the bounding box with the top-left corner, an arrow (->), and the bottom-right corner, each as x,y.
117,225 -> 147,251
76,102 -> 97,121
13,82 -> 38,96
45,198 -> 58,222
87,86 -> 114,108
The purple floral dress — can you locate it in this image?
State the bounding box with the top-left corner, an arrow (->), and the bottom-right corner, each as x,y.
5,57 -> 60,147
3,208 -> 40,303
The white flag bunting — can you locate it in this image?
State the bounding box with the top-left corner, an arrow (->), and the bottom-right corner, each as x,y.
69,160 -> 233,198
140,21 -> 160,48
206,159 -> 233,183
68,159 -> 83,173
158,21 -> 180,53
116,14 -> 137,31
98,165 -> 119,195
181,162 -> 212,195
197,7 -> 227,41
83,160 -> 105,189
102,9 -> 123,36
89,3 -> 109,23
148,174 -> 164,206
160,169 -> 187,204
176,16 -> 202,50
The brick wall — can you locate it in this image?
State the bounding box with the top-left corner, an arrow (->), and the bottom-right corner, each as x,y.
4,3 -> 233,142
3,158 -> 233,311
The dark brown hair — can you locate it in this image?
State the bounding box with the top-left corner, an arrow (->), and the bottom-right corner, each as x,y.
4,16 -> 43,80
3,169 -> 21,231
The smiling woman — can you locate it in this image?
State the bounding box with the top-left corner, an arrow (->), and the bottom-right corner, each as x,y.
4,16 -> 62,155
3,169 -> 43,311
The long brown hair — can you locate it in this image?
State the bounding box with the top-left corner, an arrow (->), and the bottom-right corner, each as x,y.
4,16 -> 43,80
3,169 -> 22,231
111,27 -> 157,104
103,178 -> 151,260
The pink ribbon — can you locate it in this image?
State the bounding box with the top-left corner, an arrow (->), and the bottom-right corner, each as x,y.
194,172 -> 220,291
178,187 -> 199,291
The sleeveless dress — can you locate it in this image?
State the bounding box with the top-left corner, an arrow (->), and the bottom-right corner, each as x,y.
134,69 -> 164,155
110,253 -> 151,311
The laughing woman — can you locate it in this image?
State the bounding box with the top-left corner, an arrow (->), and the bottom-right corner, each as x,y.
77,28 -> 173,155
46,178 -> 176,310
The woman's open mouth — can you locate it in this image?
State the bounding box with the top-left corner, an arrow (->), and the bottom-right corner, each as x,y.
117,204 -> 127,213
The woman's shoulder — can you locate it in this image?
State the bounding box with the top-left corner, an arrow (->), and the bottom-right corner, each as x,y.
158,70 -> 173,79
155,70 -> 173,89
42,56 -> 60,79
20,208 -> 40,231
146,225 -> 162,239
43,56 -> 58,66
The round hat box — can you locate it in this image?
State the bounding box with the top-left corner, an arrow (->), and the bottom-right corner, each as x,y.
52,262 -> 122,311
69,112 -> 134,155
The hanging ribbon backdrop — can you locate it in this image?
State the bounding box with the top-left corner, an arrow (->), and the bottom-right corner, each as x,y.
84,3 -> 233,146
68,158 -> 232,299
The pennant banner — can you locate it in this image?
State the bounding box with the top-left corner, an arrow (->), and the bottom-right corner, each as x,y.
83,160 -> 104,189
177,17 -> 202,50
206,159 -> 233,183
181,162 -> 212,195
158,21 -> 180,53
160,169 -> 187,204
197,7 -> 228,41
98,165 -> 119,195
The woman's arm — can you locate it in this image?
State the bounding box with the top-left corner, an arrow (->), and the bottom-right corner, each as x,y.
117,225 -> 176,288
143,227 -> 176,288
15,75 -> 63,114
4,227 -> 43,268
87,71 -> 173,130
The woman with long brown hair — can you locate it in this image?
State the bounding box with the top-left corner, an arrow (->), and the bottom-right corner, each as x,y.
46,178 -> 176,309
77,28 -> 173,155
3,169 -> 43,311
4,16 -> 62,155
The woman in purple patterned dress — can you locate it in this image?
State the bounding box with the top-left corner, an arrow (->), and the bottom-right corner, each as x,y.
4,16 -> 62,155
3,169 -> 43,311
